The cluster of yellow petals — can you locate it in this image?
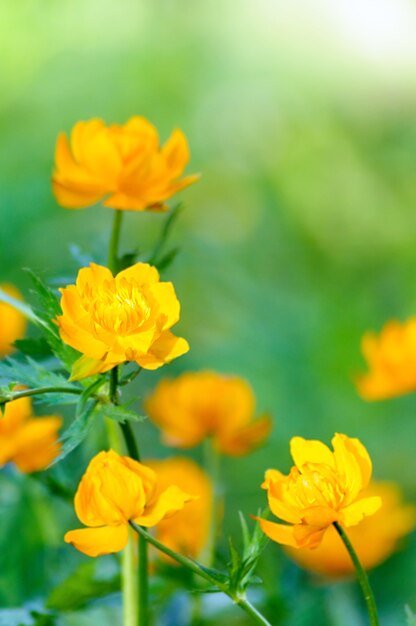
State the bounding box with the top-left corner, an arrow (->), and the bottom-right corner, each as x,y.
0,397 -> 61,472
57,262 -> 189,380
52,116 -> 198,211
286,481 -> 415,577
0,284 -> 27,358
357,319 -> 416,400
64,450 -> 195,557
145,371 -> 271,456
257,434 -> 381,549
148,457 -> 213,561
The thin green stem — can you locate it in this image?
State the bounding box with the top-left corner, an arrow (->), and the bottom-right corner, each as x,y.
333,522 -> 379,626
203,439 -> 223,565
122,527 -> 139,626
109,366 -> 147,624
130,522 -> 272,626
0,386 -> 82,405
108,209 -> 124,274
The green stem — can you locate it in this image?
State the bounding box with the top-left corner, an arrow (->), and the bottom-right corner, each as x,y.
122,527 -> 139,626
109,366 -> 147,624
203,439 -> 223,565
333,522 -> 379,626
0,386 -> 82,405
108,210 -> 124,274
130,522 -> 271,626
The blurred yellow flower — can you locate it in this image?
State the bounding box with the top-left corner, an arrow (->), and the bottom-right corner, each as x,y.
145,371 -> 271,456
285,481 -> 415,577
0,396 -> 61,472
148,457 -> 213,561
64,450 -> 195,557
0,284 -> 27,358
357,319 -> 416,400
52,116 -> 198,211
257,434 -> 381,549
57,262 -> 189,380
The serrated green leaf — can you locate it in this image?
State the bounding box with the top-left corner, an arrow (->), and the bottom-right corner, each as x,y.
0,356 -> 77,394
51,379 -> 103,465
26,270 -> 79,370
94,403 -> 147,424
47,560 -> 120,611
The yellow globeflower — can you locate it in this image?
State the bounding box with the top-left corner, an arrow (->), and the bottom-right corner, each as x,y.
145,371 -> 271,456
57,262 -> 189,380
357,319 -> 416,400
0,397 -> 62,472
64,450 -> 195,557
148,457 -> 213,561
52,116 -> 198,211
0,284 -> 27,357
257,434 -> 381,549
285,481 -> 415,577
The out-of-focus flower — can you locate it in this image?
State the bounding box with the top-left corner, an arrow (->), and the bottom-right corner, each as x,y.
257,434 -> 381,549
64,450 -> 195,557
148,457 -> 213,561
0,284 -> 27,357
145,371 -> 271,456
285,481 -> 415,577
52,116 -> 198,211
357,319 -> 416,400
0,396 -> 61,472
57,262 -> 189,380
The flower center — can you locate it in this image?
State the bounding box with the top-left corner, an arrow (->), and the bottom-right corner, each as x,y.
85,280 -> 152,335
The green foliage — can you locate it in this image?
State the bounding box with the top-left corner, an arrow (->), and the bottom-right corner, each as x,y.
52,379 -> 104,465
26,270 -> 79,370
227,512 -> 268,597
47,561 -> 119,611
93,402 -> 147,424
0,357 -> 80,410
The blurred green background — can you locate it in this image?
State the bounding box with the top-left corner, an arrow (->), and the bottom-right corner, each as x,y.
1,0 -> 416,624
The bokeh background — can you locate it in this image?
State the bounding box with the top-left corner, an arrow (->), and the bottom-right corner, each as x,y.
1,0 -> 416,624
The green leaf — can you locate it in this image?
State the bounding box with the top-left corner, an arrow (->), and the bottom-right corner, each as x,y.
0,357 -> 79,403
13,337 -> 52,359
93,402 -> 147,424
26,270 -> 79,370
51,379 -> 103,465
147,203 -> 183,267
155,247 -> 179,272
47,560 -> 120,611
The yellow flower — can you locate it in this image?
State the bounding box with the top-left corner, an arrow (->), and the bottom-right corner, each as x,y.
285,481 -> 415,577
257,434 -> 381,549
0,284 -> 27,358
145,371 -> 271,456
357,319 -> 416,400
52,116 -> 198,211
64,450 -> 195,557
57,262 -> 189,380
147,457 -> 213,561
0,397 -> 61,472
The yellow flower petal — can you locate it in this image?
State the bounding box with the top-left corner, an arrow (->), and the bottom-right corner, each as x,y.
339,496 -> 382,527
216,414 -> 272,456
135,485 -> 196,527
290,436 -> 334,471
64,524 -> 128,557
136,331 -> 189,370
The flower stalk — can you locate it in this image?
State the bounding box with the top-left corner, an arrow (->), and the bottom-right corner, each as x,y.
130,522 -> 272,626
333,522 -> 379,626
107,209 -> 148,625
